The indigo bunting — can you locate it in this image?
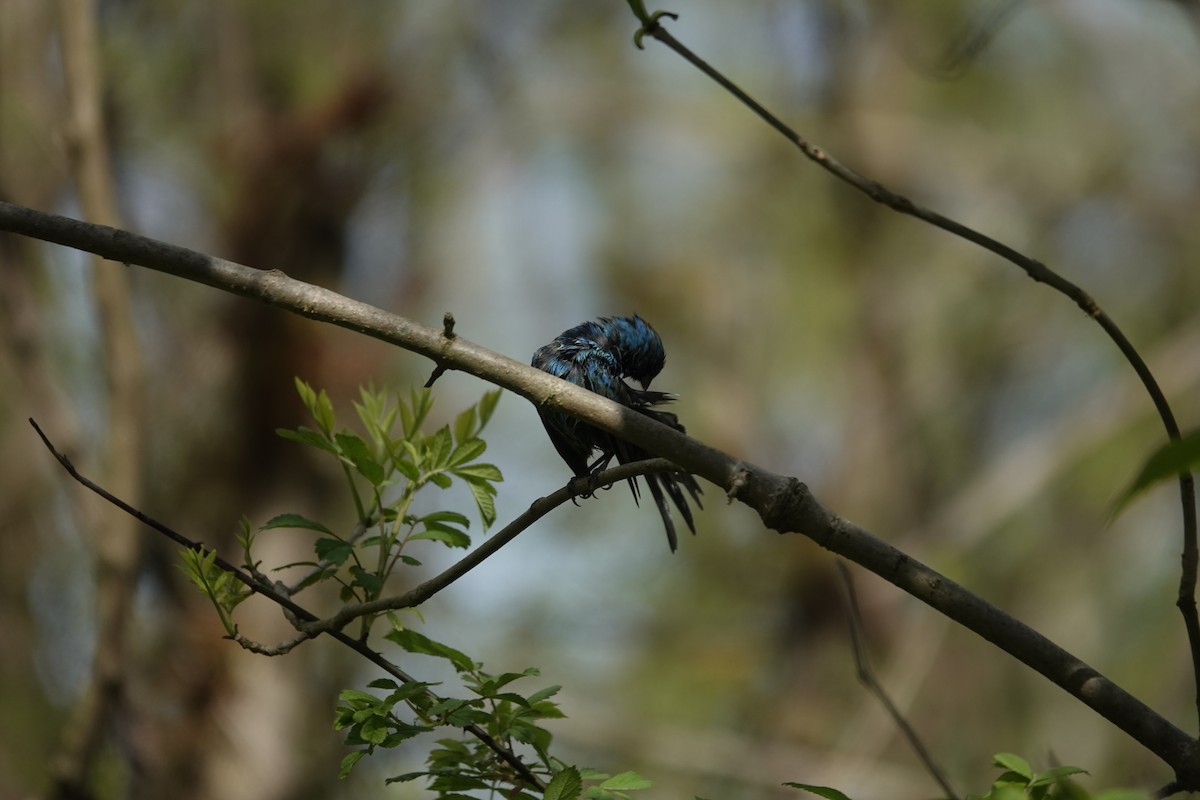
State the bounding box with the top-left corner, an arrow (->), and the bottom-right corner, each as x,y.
531,316 -> 702,551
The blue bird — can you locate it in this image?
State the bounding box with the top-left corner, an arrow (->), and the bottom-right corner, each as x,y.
597,314 -> 665,389
531,316 -> 702,551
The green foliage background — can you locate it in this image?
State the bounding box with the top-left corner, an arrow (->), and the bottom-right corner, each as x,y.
2,1 -> 1199,798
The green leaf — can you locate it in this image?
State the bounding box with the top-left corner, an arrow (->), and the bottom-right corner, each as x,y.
1029,765 -> 1088,787
429,473 -> 453,489
367,678 -> 398,691
447,438 -> 487,468
1114,431 -> 1200,514
261,513 -> 335,535
545,766 -> 583,800
420,510 -> 471,527
464,477 -> 497,529
276,426 -> 338,455
427,426 -> 454,469
993,753 -> 1032,780
451,463 -> 503,482
360,714 -> 391,745
411,523 -> 471,549
394,457 -> 419,482
385,771 -> 430,785
294,378 -> 337,434
338,750 -> 369,779
453,405 -> 477,444
598,771 -> 651,791
402,387 -> 434,437
386,628 -> 475,672
315,538 -> 353,565
336,432 -> 385,486
527,684 -> 562,705
350,566 -> 384,596
782,785 -> 854,800
478,389 -> 502,428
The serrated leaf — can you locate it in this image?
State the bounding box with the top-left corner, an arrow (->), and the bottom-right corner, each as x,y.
394,457 -> 419,481
336,432 -> 385,486
386,628 -> 475,672
448,438 -> 487,468
545,766 -> 583,800
782,785 -> 854,800
315,537 -> 353,565
451,463 -> 503,482
465,478 -> 497,529
261,513 -> 335,535
411,524 -> 471,549
350,566 -> 384,596
598,771 -> 651,791
427,426 -> 453,469
993,753 -> 1032,779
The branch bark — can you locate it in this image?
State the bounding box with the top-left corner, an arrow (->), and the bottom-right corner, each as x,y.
4,200 -> 1199,787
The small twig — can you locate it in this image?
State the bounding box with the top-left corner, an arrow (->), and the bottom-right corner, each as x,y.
424,312 -> 458,387
837,562 -> 959,800
30,418 -> 545,791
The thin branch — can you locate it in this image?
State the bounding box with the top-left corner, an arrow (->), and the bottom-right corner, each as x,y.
29,418 -> 545,792
299,459 -> 689,637
7,203 -> 1200,786
837,562 -> 959,800
627,3 -> 1200,737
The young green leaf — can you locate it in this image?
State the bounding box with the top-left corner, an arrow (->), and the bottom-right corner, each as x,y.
336,432 -> 385,486
992,753 -> 1032,780
386,627 -> 476,673
448,438 -> 487,468
478,389 -> 502,428
453,405 -> 477,444
276,426 -> 338,455
261,513 -> 335,536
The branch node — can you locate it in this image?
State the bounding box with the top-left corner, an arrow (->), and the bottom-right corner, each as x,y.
725,462 -> 750,503
633,10 -> 679,49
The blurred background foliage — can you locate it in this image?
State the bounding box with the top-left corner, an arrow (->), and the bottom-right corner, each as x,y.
2,1 -> 1200,798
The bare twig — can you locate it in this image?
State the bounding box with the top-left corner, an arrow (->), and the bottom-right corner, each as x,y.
626,1 -> 1200,739
6,202 -> 1200,786
837,562 -> 959,800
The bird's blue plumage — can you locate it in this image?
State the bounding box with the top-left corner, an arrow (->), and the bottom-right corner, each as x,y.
531,316 -> 702,551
